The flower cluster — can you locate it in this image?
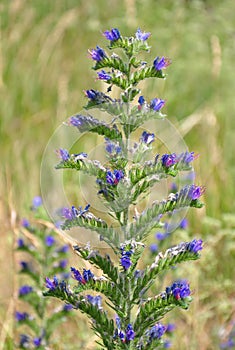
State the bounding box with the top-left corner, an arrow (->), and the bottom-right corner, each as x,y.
16,197 -> 72,349
41,27 -> 205,350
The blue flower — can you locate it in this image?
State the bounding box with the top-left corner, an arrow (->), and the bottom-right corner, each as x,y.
166,323 -> 176,333
87,295 -> 102,309
17,238 -> 25,248
83,269 -> 94,282
103,28 -> 121,41
15,311 -> 29,321
85,89 -> 99,100
188,239 -> 203,253
126,324 -> 135,341
153,56 -> 171,70
188,185 -> 205,200
138,95 -> 145,105
148,323 -> 166,341
57,148 -> 70,161
120,249 -> 133,270
45,276 -> 59,291
19,285 -> 33,296
59,259 -> 68,269
63,304 -> 73,312
167,280 -> 191,300
140,131 -> 155,145
97,70 -> 112,81
57,244 -> 69,253
19,334 -> 30,347
149,243 -> 158,253
106,169 -> 124,185
150,98 -> 165,111
180,218 -> 188,229
21,218 -> 30,228
33,337 -> 42,347
71,267 -> 84,283
45,235 -> 55,247
105,138 -> 122,155
32,196 -> 42,208
161,154 -> 177,168
135,28 -> 151,41
89,46 -> 106,61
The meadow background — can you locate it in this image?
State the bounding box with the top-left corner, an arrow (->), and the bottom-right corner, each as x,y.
1,0 -> 235,349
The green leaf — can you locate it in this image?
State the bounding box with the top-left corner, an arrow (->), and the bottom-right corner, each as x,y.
130,65 -> 165,86
134,293 -> 192,337
73,246 -> 119,283
56,157 -> 107,179
70,114 -> 122,140
108,37 -> 151,57
132,242 -> 201,302
93,56 -> 128,75
129,185 -> 204,241
61,214 -> 120,246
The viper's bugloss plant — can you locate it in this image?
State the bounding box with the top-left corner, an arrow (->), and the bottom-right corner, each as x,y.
43,28 -> 205,349
16,197 -> 73,349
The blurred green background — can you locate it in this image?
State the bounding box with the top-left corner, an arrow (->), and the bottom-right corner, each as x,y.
1,0 -> 235,349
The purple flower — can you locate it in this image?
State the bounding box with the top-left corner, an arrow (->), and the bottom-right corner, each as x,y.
135,28 -> 151,41
62,207 -> 74,220
153,56 -> 171,70
32,196 -> 42,208
57,148 -> 70,161
83,269 -> 94,282
167,280 -> 191,300
105,138 -> 122,155
21,218 -> 30,228
71,267 -> 84,283
150,98 -> 165,111
45,276 -> 59,291
178,151 -> 196,164
20,261 -> 29,271
63,304 -> 73,312
70,115 -> 82,126
97,70 -> 111,81
87,295 -> 102,309
149,323 -> 166,340
188,185 -> 205,200
19,285 -> 33,296
120,250 -> 133,270
126,324 -> 135,341
45,235 -> 55,247
57,244 -> 69,253
103,28 -> 121,41
106,169 -> 124,185
140,131 -> 155,145
149,243 -> 158,253
19,334 -> 30,347
17,238 -> 25,248
138,95 -> 145,105
33,338 -> 42,347
161,154 -> 177,168
59,259 -> 68,269
89,46 -> 106,61
85,89 -> 99,100
188,239 -> 203,253
164,340 -> 172,348
155,232 -> 167,241
166,323 -> 176,333
15,311 -> 29,321
180,218 -> 188,229
220,338 -> 235,349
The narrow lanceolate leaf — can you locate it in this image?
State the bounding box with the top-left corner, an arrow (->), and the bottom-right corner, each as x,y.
61,215 -> 120,245
55,157 -> 107,179
73,279 -> 123,312
124,107 -> 165,134
108,37 -> 151,57
129,160 -> 192,186
134,293 -> 192,337
73,247 -> 119,283
70,114 -> 122,140
129,185 -> 204,241
130,66 -> 165,85
93,56 -> 128,75
132,242 -> 201,302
